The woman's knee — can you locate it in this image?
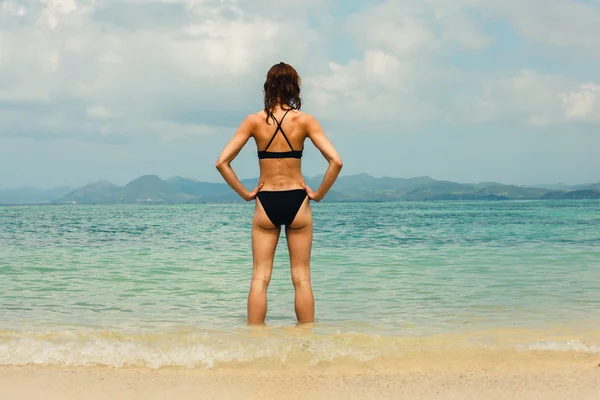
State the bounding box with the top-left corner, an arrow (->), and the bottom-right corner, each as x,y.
291,267 -> 311,287
250,276 -> 270,293
252,265 -> 271,283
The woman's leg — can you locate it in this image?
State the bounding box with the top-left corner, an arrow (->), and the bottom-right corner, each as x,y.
286,197 -> 314,324
248,198 -> 280,325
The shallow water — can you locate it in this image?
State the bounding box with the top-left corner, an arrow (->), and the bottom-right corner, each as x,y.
1,201 -> 599,368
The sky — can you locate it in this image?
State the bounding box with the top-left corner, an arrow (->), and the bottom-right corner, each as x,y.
1,0 -> 599,189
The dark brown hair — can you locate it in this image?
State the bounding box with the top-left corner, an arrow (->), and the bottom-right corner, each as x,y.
263,62 -> 302,124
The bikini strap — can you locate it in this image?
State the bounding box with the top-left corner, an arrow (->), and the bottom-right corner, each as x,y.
263,109 -> 293,151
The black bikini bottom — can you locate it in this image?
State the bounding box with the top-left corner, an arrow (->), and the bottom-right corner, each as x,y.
256,189 -> 308,226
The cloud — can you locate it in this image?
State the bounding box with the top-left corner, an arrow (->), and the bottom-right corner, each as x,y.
488,0 -> 600,51
37,0 -> 90,29
561,84 -> 600,121
348,9 -> 437,55
1,0 -> 599,188
87,105 -> 110,119
305,0 -> 600,126
436,7 -> 493,50
448,71 -> 600,125
347,0 -> 492,54
0,0 -> 318,142
2,0 -> 27,16
306,50 -> 432,124
0,0 -> 598,147
448,70 -> 567,125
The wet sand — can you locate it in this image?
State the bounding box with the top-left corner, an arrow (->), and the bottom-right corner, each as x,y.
2,359 -> 599,400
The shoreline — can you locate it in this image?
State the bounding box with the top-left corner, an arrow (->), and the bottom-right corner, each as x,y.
2,362 -> 599,400
2,325 -> 600,370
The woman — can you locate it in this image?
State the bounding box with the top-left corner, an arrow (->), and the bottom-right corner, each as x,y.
215,62 -> 343,326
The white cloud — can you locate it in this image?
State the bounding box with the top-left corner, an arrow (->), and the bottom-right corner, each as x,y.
306,50 -> 431,123
2,0 -> 27,16
452,70 -> 568,124
87,105 -> 110,119
436,8 -> 493,50
41,49 -> 61,73
561,84 -> 600,121
450,71 -> 600,125
347,0 -> 493,54
347,4 -> 437,55
0,0 -> 317,141
488,0 -> 600,51
309,56 -> 600,127
317,0 -> 600,126
174,16 -> 284,77
37,0 -> 89,29
0,0 -> 599,188
0,0 -> 599,149
42,0 -> 77,14
151,120 -> 222,140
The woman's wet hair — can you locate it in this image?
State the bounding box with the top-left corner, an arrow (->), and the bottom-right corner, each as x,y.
263,62 -> 302,124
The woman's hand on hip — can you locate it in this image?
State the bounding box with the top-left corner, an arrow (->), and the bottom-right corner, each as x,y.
245,182 -> 264,201
301,182 -> 321,202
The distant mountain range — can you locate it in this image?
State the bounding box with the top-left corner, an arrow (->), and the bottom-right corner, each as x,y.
1,174 -> 599,205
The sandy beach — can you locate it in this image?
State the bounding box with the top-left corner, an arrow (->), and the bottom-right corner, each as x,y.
2,353 -> 599,400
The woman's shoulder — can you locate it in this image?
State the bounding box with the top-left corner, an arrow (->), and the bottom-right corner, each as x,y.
293,110 -> 314,120
245,112 -> 265,123
247,109 -> 318,126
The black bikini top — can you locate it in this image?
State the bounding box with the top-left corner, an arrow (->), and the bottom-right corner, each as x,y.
257,110 -> 303,159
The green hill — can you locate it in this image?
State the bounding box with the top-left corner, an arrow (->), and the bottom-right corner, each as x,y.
474,184 -> 548,199
541,190 -> 600,200
117,175 -> 189,202
168,176 -> 232,197
16,174 -> 598,205
59,180 -> 120,204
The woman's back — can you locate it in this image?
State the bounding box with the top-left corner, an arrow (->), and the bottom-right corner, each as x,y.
253,108 -> 308,191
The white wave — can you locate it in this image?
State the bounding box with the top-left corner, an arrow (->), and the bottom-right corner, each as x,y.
2,329 -> 599,369
518,340 -> 600,353
0,333 -> 380,368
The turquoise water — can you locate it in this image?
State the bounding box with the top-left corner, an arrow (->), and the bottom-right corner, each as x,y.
1,201 -> 599,368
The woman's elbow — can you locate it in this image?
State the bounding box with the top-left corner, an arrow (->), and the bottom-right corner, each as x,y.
215,159 -> 228,172
331,157 -> 343,170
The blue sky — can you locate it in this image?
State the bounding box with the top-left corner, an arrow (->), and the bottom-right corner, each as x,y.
1,0 -> 599,188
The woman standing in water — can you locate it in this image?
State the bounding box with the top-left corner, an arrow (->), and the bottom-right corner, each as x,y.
216,62 -> 343,325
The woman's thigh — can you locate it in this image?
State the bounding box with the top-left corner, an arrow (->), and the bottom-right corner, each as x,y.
286,198 -> 313,276
252,199 -> 280,272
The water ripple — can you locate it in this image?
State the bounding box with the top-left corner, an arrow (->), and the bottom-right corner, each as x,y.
1,201 -> 599,336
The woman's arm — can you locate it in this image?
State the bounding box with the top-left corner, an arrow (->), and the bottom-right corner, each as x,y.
215,115 -> 263,201
301,115 -> 343,202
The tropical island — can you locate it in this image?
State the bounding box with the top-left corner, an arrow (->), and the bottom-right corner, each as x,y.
1,174 -> 599,205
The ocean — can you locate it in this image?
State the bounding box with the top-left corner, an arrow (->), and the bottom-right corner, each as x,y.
1,201 -> 599,369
